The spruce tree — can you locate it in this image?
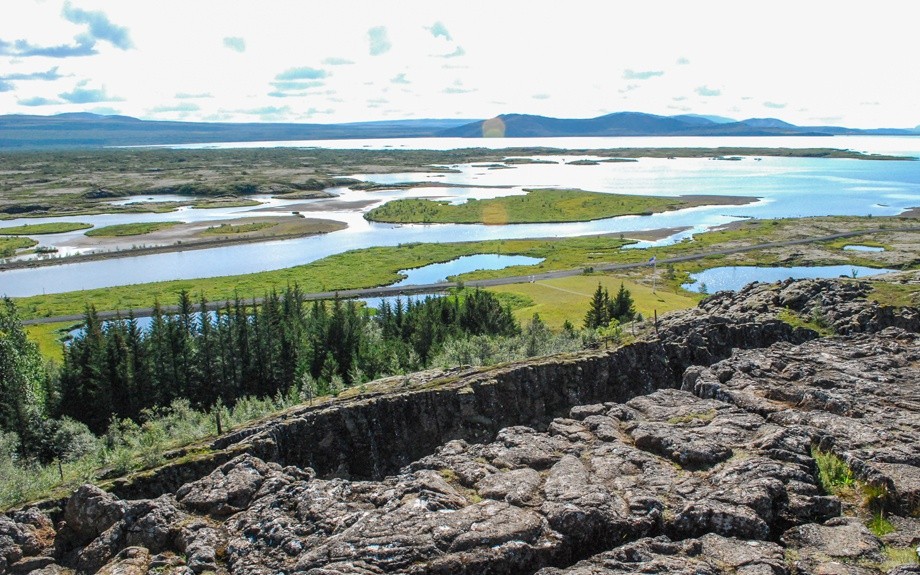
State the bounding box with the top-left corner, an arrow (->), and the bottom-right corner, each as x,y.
584,283 -> 610,329
610,282 -> 636,323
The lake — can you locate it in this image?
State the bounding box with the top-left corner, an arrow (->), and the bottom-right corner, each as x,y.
682,264 -> 897,293
1,136 -> 918,297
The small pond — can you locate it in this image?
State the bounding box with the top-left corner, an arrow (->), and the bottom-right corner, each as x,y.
682,264 -> 896,293
842,245 -> 885,252
389,254 -> 543,288
68,254 -> 542,336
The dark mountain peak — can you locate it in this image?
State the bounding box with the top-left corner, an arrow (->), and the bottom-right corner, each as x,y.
741,117 -> 797,129
54,112 -> 107,119
53,112 -> 144,123
2,110 -> 915,149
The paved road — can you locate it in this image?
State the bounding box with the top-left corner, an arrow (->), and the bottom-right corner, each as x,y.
20,225 -> 920,326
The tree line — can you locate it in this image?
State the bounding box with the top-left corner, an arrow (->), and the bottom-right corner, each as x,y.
57,287 -> 520,433
1,281 -> 637,468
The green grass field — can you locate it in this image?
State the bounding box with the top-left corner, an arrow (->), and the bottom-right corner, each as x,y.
12,215 -> 916,322
191,198 -> 262,209
23,322 -> 71,363
0,222 -> 92,235
200,222 -> 276,235
13,236 -> 633,320
367,188 -> 704,225
85,221 -> 182,237
488,275 -> 700,329
0,236 -> 38,257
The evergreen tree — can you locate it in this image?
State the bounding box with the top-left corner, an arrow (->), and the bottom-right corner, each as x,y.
584,283 -> 610,329
609,282 -> 636,323
103,317 -> 133,420
60,305 -> 110,433
195,297 -> 218,407
126,311 -> 151,417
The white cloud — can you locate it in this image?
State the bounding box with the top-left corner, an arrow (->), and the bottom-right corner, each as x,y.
223,37 -> 246,52
0,0 -> 916,127
427,22 -> 452,41
696,85 -> 721,97
368,26 -> 391,56
623,69 -> 663,80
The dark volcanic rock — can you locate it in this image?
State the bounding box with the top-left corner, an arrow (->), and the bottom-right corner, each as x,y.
2,278 -> 918,574
59,485 -> 125,548
686,328 -> 920,517
782,518 -> 887,575
534,534 -> 787,575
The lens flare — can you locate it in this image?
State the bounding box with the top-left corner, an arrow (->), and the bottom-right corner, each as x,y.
482,117 -> 505,138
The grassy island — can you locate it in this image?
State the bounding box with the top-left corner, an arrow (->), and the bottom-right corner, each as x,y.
85,221 -> 182,237
0,222 -> 93,235
365,188 -> 755,225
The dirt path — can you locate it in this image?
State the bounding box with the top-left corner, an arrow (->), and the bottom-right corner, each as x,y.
22,225 -> 920,326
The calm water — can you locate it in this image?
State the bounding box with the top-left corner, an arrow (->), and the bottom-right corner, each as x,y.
843,245 -> 885,252
2,136 -> 918,297
69,254 -> 538,333
682,265 -> 896,293
390,254 -> 542,287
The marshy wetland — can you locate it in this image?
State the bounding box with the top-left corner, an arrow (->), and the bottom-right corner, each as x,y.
2,138 -> 920,333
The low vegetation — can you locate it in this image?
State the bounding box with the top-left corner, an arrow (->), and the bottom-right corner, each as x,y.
1,286 -> 616,508
365,188 -> 747,225
778,307 -> 835,336
1,146 -> 904,220
85,221 -> 182,237
13,214 -> 919,323
0,395 -> 300,509
191,198 -> 262,209
12,235 -> 635,320
0,222 -> 93,235
201,222 -> 276,235
488,275 -> 698,329
23,322 -> 71,363
812,448 -> 855,495
0,236 -> 38,257
869,281 -> 920,308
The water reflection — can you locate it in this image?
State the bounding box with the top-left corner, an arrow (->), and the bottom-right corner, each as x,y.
682,265 -> 896,293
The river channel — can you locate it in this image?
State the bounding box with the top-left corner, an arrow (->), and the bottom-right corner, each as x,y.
1,136 -> 918,297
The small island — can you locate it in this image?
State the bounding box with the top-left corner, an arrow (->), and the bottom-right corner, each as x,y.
364,188 -> 757,225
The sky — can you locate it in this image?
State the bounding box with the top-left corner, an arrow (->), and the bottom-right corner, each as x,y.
1,0 -> 918,128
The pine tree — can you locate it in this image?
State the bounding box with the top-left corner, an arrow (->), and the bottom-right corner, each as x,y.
584,283 -> 610,329
195,296 -> 218,407
610,282 -> 636,323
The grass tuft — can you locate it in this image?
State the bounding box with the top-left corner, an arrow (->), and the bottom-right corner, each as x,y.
867,513 -> 896,537
812,447 -> 855,495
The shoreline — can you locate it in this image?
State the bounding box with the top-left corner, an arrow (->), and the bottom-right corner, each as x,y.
0,222 -> 347,271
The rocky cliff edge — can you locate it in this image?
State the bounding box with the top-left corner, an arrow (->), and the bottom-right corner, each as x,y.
2,276 -> 919,574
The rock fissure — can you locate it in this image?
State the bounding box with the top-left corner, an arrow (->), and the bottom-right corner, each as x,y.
3,278 -> 919,574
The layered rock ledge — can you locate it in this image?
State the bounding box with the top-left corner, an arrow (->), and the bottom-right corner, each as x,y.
2,278 -> 919,574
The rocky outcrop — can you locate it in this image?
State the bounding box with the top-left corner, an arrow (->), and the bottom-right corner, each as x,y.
108,278 -> 919,502
1,278 -> 918,574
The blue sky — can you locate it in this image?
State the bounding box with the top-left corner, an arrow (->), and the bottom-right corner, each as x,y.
1,0 -> 917,128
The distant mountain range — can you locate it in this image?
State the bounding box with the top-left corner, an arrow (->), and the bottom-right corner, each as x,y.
439,112 -> 920,138
0,111 -> 917,149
